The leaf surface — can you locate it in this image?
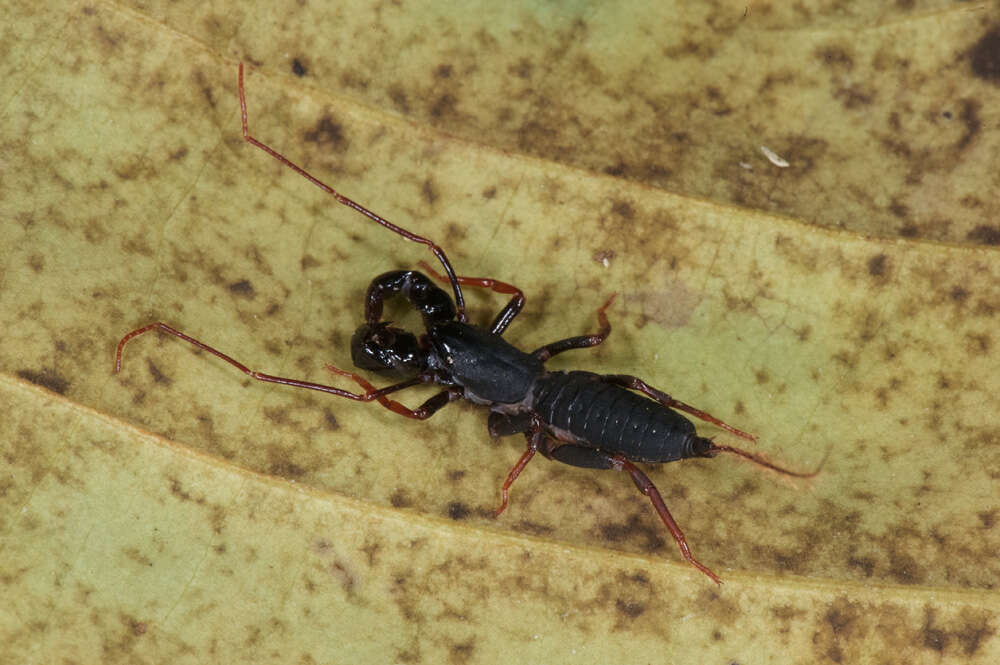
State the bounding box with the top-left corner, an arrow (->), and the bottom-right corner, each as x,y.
1,0 -> 998,662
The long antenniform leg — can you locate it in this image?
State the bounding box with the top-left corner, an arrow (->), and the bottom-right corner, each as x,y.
115,323 -> 431,404
237,63 -> 468,321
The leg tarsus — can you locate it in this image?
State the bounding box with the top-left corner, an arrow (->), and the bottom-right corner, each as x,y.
614,457 -> 722,585
494,428 -> 542,517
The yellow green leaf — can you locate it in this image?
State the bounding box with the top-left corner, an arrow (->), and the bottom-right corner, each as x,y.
2,1 -> 998,663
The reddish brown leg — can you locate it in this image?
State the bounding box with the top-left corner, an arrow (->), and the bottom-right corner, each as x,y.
536,438 -> 723,584
417,260 -> 525,335
237,63 -> 467,320
115,323 -> 427,402
418,260 -> 524,301
531,294 -> 616,362
494,429 -> 543,517
600,374 -> 757,442
614,456 -> 722,585
324,363 -> 460,420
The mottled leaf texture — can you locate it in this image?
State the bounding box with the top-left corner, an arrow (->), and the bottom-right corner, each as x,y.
1,1 -> 997,663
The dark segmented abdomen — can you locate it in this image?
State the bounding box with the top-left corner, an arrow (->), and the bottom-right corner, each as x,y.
532,371 -> 698,463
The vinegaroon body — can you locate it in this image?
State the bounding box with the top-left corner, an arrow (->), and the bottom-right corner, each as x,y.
115,64 -> 816,584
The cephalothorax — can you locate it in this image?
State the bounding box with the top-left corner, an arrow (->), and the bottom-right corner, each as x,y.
115,64 -> 815,584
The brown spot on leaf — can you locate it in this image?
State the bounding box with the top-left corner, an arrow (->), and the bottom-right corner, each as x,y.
966,225 -> 1000,245
888,198 -> 908,218
322,408 -> 340,430
510,59 -> 533,79
445,222 -> 467,245
867,253 -> 889,279
430,93 -> 457,120
969,28 -> 1000,83
835,84 -> 875,109
329,559 -> 357,595
600,514 -> 665,551
267,446 -> 306,479
390,489 -> 411,508
956,99 -> 981,151
145,359 -> 171,385
447,501 -> 470,520
169,477 -> 203,504
610,199 -> 634,219
888,547 -> 926,584
922,609 -> 948,652
303,115 -> 346,150
825,598 -> 859,638
615,598 -> 646,619
388,84 -> 409,113
422,178 -> 438,205
949,286 -> 970,303
450,639 -> 475,664
17,368 -> 70,395
846,551 -> 876,577
816,45 -> 854,69
964,332 -> 991,356
959,194 -> 983,209
123,547 -> 153,567
228,279 -> 255,298
291,58 -> 307,77
603,160 -> 626,177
